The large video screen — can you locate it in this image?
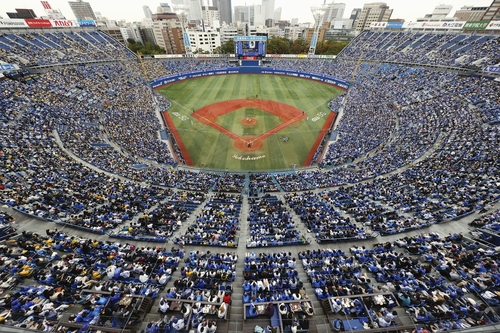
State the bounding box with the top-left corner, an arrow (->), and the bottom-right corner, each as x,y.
234,36 -> 267,59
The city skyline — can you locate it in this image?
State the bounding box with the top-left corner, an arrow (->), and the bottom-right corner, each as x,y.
1,0 -> 494,23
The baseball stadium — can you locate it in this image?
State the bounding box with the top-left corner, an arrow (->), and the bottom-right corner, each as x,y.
0,16 -> 499,333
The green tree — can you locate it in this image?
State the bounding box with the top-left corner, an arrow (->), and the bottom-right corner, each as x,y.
127,39 -> 166,55
213,40 -> 235,54
267,37 -> 292,54
315,40 -> 349,55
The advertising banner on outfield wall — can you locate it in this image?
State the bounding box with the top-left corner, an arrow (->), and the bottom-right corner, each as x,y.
486,21 -> 500,30
50,20 -> 79,27
24,19 -> 52,28
150,68 -> 350,90
0,19 -> 29,27
463,20 -> 490,30
386,22 -> 404,29
440,21 -> 466,29
77,20 -> 96,27
402,21 -> 465,29
370,22 -> 387,28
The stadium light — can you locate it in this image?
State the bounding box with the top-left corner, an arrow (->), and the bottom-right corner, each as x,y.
308,4 -> 328,56
173,4 -> 192,55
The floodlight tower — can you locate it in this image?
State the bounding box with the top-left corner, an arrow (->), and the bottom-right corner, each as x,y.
308,3 -> 328,56
173,4 -> 192,55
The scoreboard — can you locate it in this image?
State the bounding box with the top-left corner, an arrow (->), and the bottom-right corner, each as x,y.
234,36 -> 267,60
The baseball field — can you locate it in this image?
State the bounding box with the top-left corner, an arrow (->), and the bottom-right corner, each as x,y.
158,74 -> 343,171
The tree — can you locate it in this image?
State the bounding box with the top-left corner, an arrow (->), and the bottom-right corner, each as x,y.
127,39 -> 166,55
193,48 -> 210,54
213,40 -> 235,54
290,39 -> 308,54
267,37 -> 292,54
314,40 -> 349,55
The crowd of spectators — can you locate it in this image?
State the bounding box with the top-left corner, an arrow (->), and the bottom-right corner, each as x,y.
285,192 -> 373,243
337,31 -> 500,68
109,191 -> 205,242
353,234 -> 500,331
0,31 -> 135,66
246,195 -> 308,248
242,250 -> 312,306
0,30 -> 499,253
175,193 -> 241,248
0,229 -> 184,330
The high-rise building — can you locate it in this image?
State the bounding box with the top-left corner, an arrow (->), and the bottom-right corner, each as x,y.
482,0 -> 500,21
143,5 -> 153,19
40,1 -> 66,19
68,0 -> 97,20
188,0 -> 203,24
350,8 -> 362,21
454,5 -> 489,21
262,0 -> 275,21
254,5 -> 264,26
152,12 -> 185,53
217,0 -> 232,25
202,6 -> 220,28
323,2 -> 346,24
274,7 -> 282,21
355,2 -> 393,32
234,5 -> 254,25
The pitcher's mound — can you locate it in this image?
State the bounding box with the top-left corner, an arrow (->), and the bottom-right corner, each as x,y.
234,136 -> 263,151
241,117 -> 257,126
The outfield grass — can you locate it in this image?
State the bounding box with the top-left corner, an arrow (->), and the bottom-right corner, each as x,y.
158,74 -> 343,171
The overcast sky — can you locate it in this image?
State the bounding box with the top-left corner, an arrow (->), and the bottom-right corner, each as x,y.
1,0 -> 494,23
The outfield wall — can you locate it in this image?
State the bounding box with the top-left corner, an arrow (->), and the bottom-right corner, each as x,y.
150,68 -> 350,90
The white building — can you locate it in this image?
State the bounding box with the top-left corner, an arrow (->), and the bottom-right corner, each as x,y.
188,30 -> 221,53
202,6 -> 220,28
262,0 -> 275,21
219,25 -> 238,44
274,7 -> 282,21
254,5 -> 264,27
417,4 -> 455,22
323,2 -> 346,24
284,26 -> 302,40
143,6 -> 153,19
188,0 -> 203,24
331,18 -> 354,30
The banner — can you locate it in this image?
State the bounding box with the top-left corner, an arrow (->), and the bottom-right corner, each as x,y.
370,22 -> 387,28
234,36 -> 267,41
150,68 -> 350,90
421,22 -> 447,29
24,19 -> 52,28
463,20 -> 490,30
50,19 -> 79,27
440,21 -> 466,29
484,66 -> 500,74
386,22 -> 404,29
402,21 -> 465,30
0,19 -> 29,27
486,21 -> 500,30
0,63 -> 17,71
78,19 -> 96,27
402,22 -> 422,29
